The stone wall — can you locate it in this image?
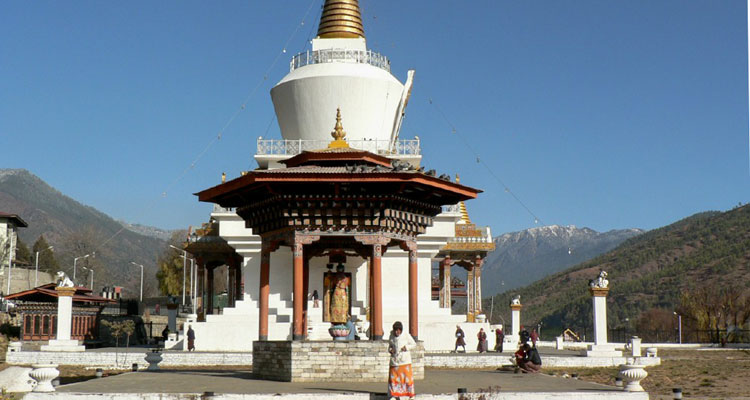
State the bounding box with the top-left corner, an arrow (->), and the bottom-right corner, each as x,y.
0,268 -> 54,294
6,350 -> 253,368
253,340 -> 424,382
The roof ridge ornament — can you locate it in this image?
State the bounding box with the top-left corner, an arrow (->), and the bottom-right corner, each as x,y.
455,174 -> 472,224
328,108 -> 350,148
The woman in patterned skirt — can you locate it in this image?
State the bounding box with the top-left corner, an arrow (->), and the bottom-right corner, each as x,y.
387,321 -> 416,400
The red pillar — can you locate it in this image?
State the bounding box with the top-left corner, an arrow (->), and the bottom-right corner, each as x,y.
259,243 -> 271,341
371,244 -> 384,340
408,245 -> 419,340
302,256 -> 310,339
292,241 -> 304,340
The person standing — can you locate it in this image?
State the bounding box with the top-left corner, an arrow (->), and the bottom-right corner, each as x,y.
311,290 -> 320,308
454,325 -> 466,353
187,325 -> 196,351
530,329 -> 539,347
494,328 -> 504,352
387,321 -> 416,400
477,328 -> 488,353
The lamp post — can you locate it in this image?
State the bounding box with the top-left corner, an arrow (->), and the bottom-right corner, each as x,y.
673,312 -> 682,344
83,266 -> 94,290
130,262 -> 144,302
73,254 -> 90,282
169,245 -> 187,305
191,258 -> 196,315
34,246 -> 54,287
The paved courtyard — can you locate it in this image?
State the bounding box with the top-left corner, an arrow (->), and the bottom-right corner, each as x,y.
53,367 -> 622,395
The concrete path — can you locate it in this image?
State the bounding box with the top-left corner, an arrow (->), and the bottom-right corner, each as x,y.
54,368 -> 621,395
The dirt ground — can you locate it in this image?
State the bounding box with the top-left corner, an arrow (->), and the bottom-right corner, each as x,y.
546,349 -> 750,399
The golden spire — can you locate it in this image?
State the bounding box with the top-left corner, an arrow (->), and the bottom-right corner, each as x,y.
455,174 -> 471,224
317,0 -> 365,39
328,108 -> 349,148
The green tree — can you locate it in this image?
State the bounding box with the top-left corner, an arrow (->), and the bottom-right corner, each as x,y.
101,319 -> 135,367
155,231 -> 188,296
14,239 -> 31,264
32,235 -> 59,273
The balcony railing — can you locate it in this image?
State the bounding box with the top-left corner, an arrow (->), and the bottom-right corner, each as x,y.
256,138 -> 420,157
290,49 -> 391,72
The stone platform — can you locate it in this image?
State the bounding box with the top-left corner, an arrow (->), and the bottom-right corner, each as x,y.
22,368 -> 648,400
252,340 -> 424,382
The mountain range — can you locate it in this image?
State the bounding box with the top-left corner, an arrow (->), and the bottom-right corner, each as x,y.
482,225 -> 643,296
0,168 -> 167,297
486,205 -> 750,334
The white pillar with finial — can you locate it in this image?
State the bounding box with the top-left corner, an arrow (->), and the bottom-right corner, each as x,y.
504,296 -> 522,348
41,286 -> 85,352
584,271 -> 622,357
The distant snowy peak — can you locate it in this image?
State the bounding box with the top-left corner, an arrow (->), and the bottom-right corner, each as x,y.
494,225 -> 643,246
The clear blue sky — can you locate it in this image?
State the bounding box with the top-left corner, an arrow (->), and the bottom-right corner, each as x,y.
1,1 -> 748,235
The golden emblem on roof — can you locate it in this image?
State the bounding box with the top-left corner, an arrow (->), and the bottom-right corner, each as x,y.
328,108 -> 350,148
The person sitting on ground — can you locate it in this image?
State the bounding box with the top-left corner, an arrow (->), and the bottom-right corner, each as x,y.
515,343 -> 541,373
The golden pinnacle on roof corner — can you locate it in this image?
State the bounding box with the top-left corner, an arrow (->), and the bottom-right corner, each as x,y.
455,174 -> 472,224
328,108 -> 350,148
317,0 -> 365,39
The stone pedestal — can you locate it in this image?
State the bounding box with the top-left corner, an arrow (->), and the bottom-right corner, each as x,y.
583,287 -> 621,357
253,340 -> 424,382
504,303 -> 522,347
167,303 -> 178,332
630,336 -> 642,357
41,287 -> 84,352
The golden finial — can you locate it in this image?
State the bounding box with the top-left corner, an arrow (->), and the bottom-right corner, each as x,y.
221,172 -> 226,183
317,0 -> 365,39
459,201 -> 472,224
455,175 -> 471,223
328,108 -> 349,148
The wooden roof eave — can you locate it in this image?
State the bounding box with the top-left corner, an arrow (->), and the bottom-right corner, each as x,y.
196,172 -> 482,207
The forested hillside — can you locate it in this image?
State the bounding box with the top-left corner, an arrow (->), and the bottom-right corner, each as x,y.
486,205 -> 750,337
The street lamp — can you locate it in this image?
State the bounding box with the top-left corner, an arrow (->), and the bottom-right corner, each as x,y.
73,254 -> 90,282
191,258 -> 197,315
130,262 -> 144,302
82,266 -> 94,290
34,246 -> 54,287
673,312 -> 682,344
169,245 -> 187,305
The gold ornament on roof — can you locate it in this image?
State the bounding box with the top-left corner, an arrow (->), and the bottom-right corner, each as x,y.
317,0 -> 365,39
455,174 -> 472,224
328,108 -> 350,148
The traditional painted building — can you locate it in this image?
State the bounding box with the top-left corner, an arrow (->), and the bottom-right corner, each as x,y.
4,283 -> 115,342
182,0 -> 496,352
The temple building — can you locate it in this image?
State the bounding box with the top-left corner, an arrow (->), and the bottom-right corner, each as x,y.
182,0 -> 495,352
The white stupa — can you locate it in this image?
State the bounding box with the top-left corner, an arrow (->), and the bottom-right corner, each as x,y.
187,0 -> 492,352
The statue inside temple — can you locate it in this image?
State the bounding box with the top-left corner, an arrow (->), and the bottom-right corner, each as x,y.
329,264 -> 351,324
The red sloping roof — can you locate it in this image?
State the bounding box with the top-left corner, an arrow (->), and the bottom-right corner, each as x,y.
0,212 -> 28,227
5,283 -> 116,303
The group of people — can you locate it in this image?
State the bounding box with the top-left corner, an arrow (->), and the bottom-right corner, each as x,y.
514,329 -> 542,373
